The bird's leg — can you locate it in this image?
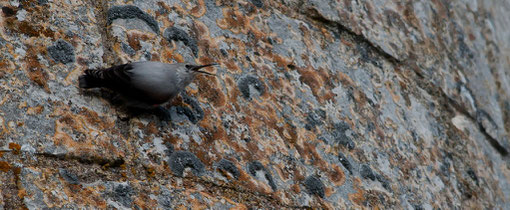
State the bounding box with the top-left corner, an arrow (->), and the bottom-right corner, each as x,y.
153,106 -> 172,121
110,94 -> 124,105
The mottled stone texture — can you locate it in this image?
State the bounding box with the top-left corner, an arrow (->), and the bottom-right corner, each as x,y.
0,0 -> 509,209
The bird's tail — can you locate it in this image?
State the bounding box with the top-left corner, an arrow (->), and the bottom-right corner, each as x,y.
78,69 -> 104,89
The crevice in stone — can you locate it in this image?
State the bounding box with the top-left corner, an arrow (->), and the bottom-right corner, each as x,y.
298,6 -> 508,156
34,152 -> 126,167
447,97 -> 509,156
90,0 -> 117,66
304,7 -> 401,65
191,176 -> 313,209
2,150 -> 312,208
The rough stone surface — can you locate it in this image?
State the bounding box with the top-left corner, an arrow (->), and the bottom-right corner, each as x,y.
1,0 -> 510,209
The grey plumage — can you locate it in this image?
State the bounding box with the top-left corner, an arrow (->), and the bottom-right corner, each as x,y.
79,61 -> 215,109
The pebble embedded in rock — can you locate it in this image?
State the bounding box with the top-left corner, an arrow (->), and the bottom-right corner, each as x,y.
163,27 -> 198,57
217,159 -> 240,179
107,5 -> 159,33
337,152 -> 352,173
304,175 -> 325,198
238,76 -> 265,100
248,161 -> 277,190
47,39 -> 75,64
169,151 -> 205,177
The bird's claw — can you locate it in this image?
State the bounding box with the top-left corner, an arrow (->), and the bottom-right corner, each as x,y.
155,106 -> 172,121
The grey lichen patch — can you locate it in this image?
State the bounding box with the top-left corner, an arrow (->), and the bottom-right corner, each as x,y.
175,106 -> 198,124
169,151 -> 205,177
47,39 -> 75,64
107,5 -> 159,33
332,122 -> 355,150
250,0 -> 264,8
238,76 -> 265,100
305,109 -> 326,130
121,42 -> 136,56
304,175 -> 325,198
248,161 -> 277,191
360,164 -> 376,181
217,159 -> 240,180
163,27 -> 198,57
180,94 -> 204,124
108,183 -> 134,208
375,174 -> 391,191
157,189 -> 174,208
467,168 -> 479,185
337,152 -> 352,174
59,168 -> 79,185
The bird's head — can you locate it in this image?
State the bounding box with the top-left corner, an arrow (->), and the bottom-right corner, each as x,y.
184,63 -> 217,76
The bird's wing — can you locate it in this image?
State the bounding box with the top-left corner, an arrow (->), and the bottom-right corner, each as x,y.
101,63 -> 134,85
127,62 -> 180,104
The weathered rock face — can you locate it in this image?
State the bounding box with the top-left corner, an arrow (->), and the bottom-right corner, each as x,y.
1,0 -> 509,209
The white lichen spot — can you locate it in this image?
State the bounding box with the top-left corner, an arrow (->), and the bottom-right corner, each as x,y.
16,9 -> 27,21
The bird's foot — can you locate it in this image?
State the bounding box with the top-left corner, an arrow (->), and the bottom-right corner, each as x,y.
154,106 -> 172,121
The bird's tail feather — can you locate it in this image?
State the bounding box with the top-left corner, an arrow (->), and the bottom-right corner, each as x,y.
78,69 -> 103,88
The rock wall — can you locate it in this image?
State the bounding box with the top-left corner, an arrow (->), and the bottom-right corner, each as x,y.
1,0 -> 509,209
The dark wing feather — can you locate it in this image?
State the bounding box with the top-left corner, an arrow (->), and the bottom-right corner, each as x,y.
79,63 -> 134,89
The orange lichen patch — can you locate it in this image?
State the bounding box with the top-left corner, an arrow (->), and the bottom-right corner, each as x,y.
352,88 -> 368,107
195,76 -> 226,107
431,0 -> 449,19
245,177 -> 275,195
271,54 -> 292,68
64,186 -> 107,208
134,193 -> 158,209
223,60 -> 242,74
320,27 -> 335,43
26,105 -> 44,115
190,196 -> 208,209
161,48 -> 185,63
23,44 -> 50,92
229,205 -> 249,210
299,23 -> 315,50
303,142 -> 328,169
51,106 -> 122,157
298,66 -> 332,102
189,0 -> 206,17
8,142 -> 21,155
401,2 -> 421,30
291,183 -> 301,193
0,161 -> 10,172
0,60 -> 16,74
127,32 -> 143,51
329,165 -> 346,186
385,81 -> 401,103
163,133 -> 181,145
273,121 -> 298,146
4,18 -> 39,37
64,65 -> 84,86
0,116 -> 6,137
18,101 -> 28,109
337,71 -> 356,87
26,67 -> 50,92
151,53 -> 160,61
216,8 -> 252,34
348,178 -> 366,206
144,121 -> 159,136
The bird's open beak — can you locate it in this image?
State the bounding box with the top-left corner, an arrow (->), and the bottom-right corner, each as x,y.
191,63 -> 217,76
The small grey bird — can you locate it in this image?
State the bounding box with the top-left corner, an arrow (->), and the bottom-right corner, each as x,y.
79,61 -> 216,118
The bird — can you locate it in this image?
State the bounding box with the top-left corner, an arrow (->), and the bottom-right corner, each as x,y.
78,61 -> 216,119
